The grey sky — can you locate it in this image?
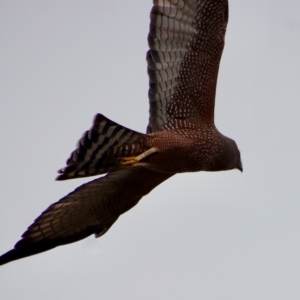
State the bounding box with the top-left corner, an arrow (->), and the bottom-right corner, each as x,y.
1,1 -> 300,299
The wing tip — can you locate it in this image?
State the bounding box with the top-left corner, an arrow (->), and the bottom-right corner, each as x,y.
0,247 -> 37,266
0,249 -> 16,266
0,242 -> 59,266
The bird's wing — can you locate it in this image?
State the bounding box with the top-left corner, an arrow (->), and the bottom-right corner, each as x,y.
0,168 -> 173,266
147,0 -> 228,133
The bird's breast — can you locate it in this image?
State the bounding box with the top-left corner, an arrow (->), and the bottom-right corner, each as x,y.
144,130 -> 223,173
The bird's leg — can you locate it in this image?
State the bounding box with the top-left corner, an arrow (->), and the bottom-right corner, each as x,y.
120,147 -> 158,166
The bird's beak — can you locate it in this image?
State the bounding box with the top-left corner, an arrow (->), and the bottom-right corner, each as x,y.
238,161 -> 243,173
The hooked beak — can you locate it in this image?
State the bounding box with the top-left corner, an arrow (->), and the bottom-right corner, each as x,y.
237,161 -> 243,173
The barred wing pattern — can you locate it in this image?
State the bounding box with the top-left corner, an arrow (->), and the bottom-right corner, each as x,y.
147,0 -> 228,132
0,169 -> 172,265
57,114 -> 147,180
147,0 -> 197,132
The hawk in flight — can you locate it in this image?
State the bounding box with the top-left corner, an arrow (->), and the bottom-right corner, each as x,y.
0,0 -> 242,266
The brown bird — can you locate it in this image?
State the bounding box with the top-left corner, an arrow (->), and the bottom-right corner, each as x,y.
0,0 -> 242,266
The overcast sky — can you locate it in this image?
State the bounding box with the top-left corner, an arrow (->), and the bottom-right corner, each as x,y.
1,1 -> 300,299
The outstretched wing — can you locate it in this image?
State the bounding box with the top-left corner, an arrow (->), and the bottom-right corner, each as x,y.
0,168 -> 173,266
147,0 -> 228,133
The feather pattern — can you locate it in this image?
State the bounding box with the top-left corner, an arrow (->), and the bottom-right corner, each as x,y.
147,0 -> 228,132
147,0 -> 198,133
57,114 -> 147,180
0,168 -> 173,265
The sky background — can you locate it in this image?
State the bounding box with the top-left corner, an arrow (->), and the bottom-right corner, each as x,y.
1,1 -> 300,299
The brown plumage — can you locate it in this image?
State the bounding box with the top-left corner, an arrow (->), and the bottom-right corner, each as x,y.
0,0 -> 242,266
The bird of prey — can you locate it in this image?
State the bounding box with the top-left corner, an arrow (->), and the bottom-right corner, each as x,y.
0,0 -> 242,266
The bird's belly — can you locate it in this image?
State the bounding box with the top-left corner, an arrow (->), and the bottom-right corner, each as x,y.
149,152 -> 204,173
145,133 -> 208,173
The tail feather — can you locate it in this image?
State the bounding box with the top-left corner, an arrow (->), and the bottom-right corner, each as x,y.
56,114 -> 147,180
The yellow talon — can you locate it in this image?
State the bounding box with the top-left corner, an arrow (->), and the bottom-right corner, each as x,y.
120,147 -> 158,167
121,157 -> 139,166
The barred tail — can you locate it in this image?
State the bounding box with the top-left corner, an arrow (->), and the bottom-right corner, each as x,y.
56,114 -> 147,180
